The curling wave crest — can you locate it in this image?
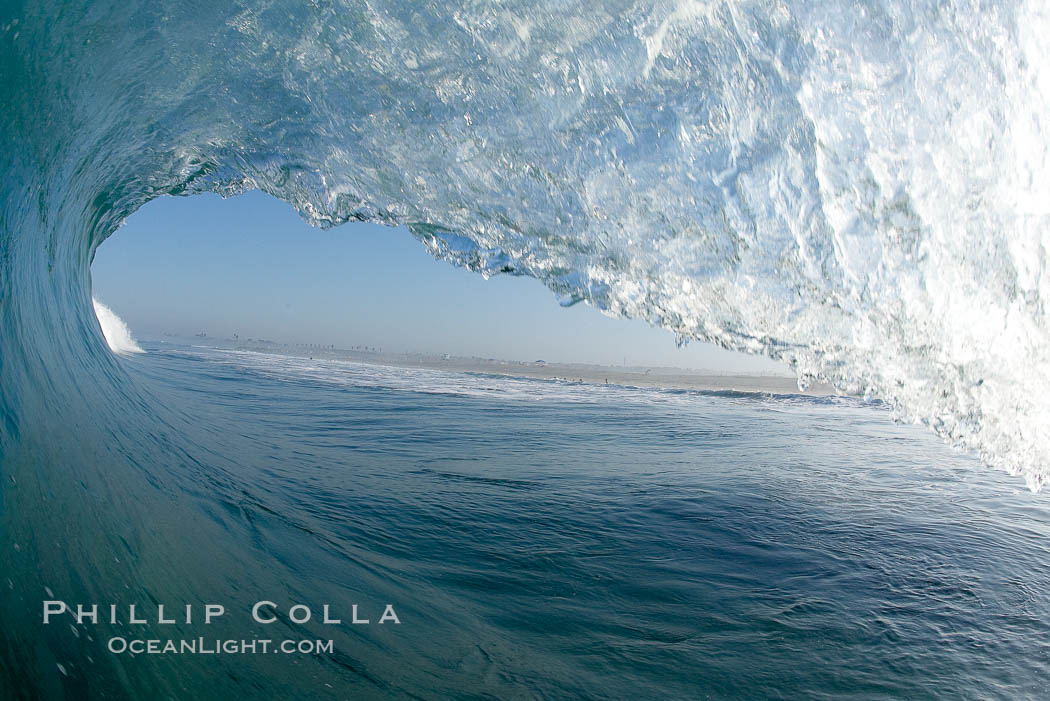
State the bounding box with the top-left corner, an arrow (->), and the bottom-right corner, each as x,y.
1,0 -> 1048,485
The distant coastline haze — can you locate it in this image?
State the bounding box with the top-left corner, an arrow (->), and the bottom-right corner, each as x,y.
91,191 -> 790,375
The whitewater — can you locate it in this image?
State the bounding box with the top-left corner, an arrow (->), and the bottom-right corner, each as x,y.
92,299 -> 144,355
2,0 -> 1050,697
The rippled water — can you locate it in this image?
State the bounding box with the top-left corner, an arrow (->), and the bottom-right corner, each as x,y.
7,344 -> 1046,699
4,2 -> 1050,697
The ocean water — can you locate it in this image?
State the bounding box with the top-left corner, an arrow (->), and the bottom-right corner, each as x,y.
6,343 -> 1048,699
3,1 -> 1050,698
2,0 -> 1049,487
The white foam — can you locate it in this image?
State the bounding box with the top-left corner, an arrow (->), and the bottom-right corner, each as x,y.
92,299 -> 144,355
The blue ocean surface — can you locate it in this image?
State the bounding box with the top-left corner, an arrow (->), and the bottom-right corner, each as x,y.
4,1 -> 1050,698
17,342 -> 1046,700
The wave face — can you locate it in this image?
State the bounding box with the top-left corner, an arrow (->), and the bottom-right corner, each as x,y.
0,4 -> 1047,482
1,4 -> 1049,695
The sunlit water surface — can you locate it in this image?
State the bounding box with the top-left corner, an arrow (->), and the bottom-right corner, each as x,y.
13,343 -> 1044,700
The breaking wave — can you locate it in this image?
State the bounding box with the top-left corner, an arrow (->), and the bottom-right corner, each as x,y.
92,299 -> 144,355
0,0 -> 1047,486
5,3 -> 1050,697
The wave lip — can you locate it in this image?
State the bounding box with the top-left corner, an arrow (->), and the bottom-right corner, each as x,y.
2,0 -> 1048,488
92,299 -> 144,355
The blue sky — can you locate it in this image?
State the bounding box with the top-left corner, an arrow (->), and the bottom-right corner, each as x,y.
90,191 -> 788,373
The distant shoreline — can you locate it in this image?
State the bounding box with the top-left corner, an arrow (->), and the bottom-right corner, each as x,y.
156,335 -> 840,397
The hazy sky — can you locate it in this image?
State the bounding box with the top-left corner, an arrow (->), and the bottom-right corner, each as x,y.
91,191 -> 789,374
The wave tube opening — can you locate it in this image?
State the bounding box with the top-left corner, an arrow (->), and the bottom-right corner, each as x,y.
88,190 -> 798,377
1,1 -> 1047,491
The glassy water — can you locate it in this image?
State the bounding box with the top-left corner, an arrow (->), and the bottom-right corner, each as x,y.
5,2 -> 1050,697
8,344 -> 1044,699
